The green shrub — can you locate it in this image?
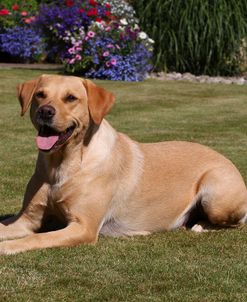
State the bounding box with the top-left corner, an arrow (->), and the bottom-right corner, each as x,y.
0,0 -> 38,11
132,0 -> 247,75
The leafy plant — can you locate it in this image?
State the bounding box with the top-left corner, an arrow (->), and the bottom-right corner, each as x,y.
0,1 -> 37,29
0,0 -> 38,11
133,0 -> 247,75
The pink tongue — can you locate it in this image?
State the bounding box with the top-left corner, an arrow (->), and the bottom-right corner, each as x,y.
36,135 -> 59,150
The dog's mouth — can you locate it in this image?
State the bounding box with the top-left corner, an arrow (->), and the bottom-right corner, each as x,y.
36,124 -> 76,151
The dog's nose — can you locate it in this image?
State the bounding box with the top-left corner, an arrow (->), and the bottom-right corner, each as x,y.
37,105 -> 56,121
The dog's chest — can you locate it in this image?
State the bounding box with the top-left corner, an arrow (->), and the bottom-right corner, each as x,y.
47,162 -> 81,205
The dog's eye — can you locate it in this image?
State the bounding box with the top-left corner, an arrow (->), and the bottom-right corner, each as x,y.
35,91 -> 46,99
66,94 -> 77,102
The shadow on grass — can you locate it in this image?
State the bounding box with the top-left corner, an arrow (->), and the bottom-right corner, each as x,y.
0,214 -> 14,221
0,214 -> 66,232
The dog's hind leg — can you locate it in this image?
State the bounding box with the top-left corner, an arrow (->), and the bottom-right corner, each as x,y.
194,166 -> 247,230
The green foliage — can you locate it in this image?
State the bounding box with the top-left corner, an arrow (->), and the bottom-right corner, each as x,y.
0,0 -> 38,11
132,0 -> 247,75
0,0 -> 38,29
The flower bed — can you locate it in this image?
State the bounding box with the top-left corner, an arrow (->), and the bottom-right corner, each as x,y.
0,2 -> 44,62
0,0 -> 154,81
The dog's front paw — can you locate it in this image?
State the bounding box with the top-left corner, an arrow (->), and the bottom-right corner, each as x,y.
0,241 -> 21,255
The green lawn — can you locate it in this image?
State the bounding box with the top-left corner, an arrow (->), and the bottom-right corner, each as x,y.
0,69 -> 247,302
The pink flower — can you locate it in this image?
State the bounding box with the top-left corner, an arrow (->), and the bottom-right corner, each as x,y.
69,58 -> 75,64
21,11 -> 28,16
105,61 -> 111,68
68,47 -> 76,54
24,18 -> 31,24
116,44 -> 120,50
87,31 -> 95,38
103,51 -> 110,57
74,41 -> 82,47
105,26 -> 111,32
110,58 -> 117,66
107,44 -> 114,48
75,54 -> 82,60
30,16 -> 36,22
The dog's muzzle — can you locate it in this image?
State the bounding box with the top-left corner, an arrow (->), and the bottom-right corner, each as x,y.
36,105 -> 56,125
35,105 -> 75,152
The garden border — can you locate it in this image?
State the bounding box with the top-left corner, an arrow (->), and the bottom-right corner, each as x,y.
0,63 -> 63,70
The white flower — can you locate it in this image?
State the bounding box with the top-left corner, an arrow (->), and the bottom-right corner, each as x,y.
79,27 -> 85,36
65,30 -> 71,37
120,18 -> 128,25
94,21 -> 104,29
148,38 -> 155,44
139,32 -> 147,40
134,24 -> 139,30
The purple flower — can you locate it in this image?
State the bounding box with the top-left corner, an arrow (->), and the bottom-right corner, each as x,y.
0,26 -> 44,61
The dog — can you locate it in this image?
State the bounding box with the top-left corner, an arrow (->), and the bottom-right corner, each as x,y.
0,74 -> 246,254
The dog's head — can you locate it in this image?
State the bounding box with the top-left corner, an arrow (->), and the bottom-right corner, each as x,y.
17,75 -> 115,152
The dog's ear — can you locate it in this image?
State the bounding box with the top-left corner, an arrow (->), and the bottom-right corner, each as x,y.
17,78 -> 40,116
83,79 -> 115,125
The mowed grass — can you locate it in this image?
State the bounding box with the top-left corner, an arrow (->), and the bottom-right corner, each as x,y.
0,69 -> 247,302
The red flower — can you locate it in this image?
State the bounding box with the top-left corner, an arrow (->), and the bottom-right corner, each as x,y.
105,3 -> 111,9
89,0 -> 97,6
105,11 -> 111,17
12,4 -> 19,11
96,17 -> 102,22
0,8 -> 10,15
78,8 -> 85,13
65,0 -> 74,7
87,8 -> 98,16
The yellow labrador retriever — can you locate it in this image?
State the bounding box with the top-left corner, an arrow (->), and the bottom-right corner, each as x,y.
0,75 -> 246,254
